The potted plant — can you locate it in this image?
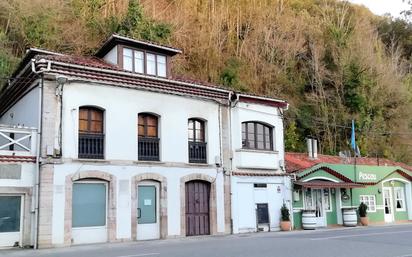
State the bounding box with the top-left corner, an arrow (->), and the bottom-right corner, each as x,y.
280,204 -> 291,231
358,202 -> 368,226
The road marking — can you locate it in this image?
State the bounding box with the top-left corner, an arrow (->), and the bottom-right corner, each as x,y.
310,230 -> 412,240
115,253 -> 160,257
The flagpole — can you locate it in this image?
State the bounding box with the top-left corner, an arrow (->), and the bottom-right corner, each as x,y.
351,120 -> 357,208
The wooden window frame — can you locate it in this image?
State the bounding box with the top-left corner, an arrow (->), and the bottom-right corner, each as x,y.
79,107 -> 104,134
241,121 -> 273,151
138,113 -> 159,138
188,119 -> 205,143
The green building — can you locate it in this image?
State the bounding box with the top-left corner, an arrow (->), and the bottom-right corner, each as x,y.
292,163 -> 412,229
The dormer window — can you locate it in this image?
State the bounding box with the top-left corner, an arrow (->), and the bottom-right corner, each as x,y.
97,35 -> 182,78
122,47 -> 167,77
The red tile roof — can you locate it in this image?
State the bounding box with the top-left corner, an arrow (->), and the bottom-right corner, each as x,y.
285,152 -> 412,173
0,155 -> 36,163
232,171 -> 288,177
36,54 -> 123,71
34,55 -> 230,101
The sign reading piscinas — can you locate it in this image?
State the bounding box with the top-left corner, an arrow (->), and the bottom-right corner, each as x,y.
358,172 -> 377,181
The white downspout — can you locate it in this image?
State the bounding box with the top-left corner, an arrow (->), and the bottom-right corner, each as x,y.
31,59 -> 51,249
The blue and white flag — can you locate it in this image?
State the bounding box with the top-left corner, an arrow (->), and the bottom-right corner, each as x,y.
351,120 -> 360,157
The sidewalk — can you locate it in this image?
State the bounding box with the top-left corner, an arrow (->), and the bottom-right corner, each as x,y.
3,222 -> 412,255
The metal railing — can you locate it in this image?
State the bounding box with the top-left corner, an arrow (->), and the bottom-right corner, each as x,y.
188,141 -> 207,163
78,133 -> 104,159
0,125 -> 37,156
138,137 -> 160,161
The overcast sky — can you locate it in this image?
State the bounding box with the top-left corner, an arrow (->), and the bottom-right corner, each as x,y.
347,0 -> 410,17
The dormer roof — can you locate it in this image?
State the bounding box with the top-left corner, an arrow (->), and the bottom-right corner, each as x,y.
95,34 -> 182,58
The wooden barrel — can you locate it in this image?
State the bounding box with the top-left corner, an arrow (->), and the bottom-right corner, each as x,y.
302,211 -> 316,230
343,208 -> 357,227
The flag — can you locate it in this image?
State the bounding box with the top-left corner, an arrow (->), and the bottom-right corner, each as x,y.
351,120 -> 356,150
351,120 -> 360,157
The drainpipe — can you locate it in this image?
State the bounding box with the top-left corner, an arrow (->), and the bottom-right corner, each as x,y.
228,91 -> 239,234
56,75 -> 68,158
31,59 -> 51,249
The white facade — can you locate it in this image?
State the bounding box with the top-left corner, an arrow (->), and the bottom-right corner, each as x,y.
61,82 -> 221,163
0,35 -> 290,248
0,125 -> 38,248
230,101 -> 292,233
231,102 -> 285,170
47,81 -> 226,246
231,176 -> 291,233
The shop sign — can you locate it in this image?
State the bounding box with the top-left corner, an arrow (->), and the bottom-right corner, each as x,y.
358,172 -> 377,181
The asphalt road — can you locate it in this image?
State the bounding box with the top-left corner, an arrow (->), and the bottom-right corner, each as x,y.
3,224 -> 412,257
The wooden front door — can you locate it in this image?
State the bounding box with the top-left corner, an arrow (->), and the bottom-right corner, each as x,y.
185,181 -> 210,236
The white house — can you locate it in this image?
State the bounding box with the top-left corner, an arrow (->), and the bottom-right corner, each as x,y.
229,95 -> 292,233
0,34 -> 289,248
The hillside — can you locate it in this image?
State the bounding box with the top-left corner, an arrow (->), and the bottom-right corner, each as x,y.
1,0 -> 412,163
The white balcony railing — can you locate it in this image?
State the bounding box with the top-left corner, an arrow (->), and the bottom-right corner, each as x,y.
0,125 -> 37,156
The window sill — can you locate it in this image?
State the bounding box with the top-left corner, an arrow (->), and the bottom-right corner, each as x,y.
76,158 -> 108,163
135,160 -> 165,165
187,163 -> 212,167
236,148 -> 279,154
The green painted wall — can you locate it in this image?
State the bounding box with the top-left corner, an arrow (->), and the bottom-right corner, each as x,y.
293,212 -> 302,229
293,189 -> 304,208
326,190 -> 338,225
382,179 -> 409,221
293,174 -> 408,228
292,168 -> 412,229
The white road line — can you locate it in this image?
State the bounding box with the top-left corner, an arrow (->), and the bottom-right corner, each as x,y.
115,253 -> 160,257
310,230 -> 412,240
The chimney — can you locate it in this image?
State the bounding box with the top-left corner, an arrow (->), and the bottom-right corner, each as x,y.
307,138 -> 318,159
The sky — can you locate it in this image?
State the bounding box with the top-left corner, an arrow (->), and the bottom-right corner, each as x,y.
347,0 -> 410,17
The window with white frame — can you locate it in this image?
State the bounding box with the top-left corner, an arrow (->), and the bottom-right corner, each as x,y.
146,53 -> 156,75
394,187 -> 406,211
157,55 -> 166,77
304,188 -> 314,210
359,195 -> 376,212
134,50 -> 144,73
122,48 -> 168,77
323,189 -> 332,212
123,48 -> 133,72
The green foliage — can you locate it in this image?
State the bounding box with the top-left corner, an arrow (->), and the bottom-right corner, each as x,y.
281,204 -> 290,221
0,32 -> 18,89
377,17 -> 412,59
285,121 -> 303,152
343,61 -> 367,113
219,58 -> 247,92
358,202 -> 368,217
116,0 -> 171,42
20,11 -> 61,48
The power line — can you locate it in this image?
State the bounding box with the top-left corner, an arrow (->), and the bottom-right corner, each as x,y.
285,116 -> 412,136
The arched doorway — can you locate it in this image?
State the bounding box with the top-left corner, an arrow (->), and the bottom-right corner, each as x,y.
131,173 -> 167,240
185,180 -> 210,236
136,180 -> 160,240
64,171 -> 116,246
